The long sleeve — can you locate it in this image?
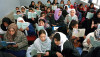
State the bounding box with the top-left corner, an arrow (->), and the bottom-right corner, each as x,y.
17,32 -> 28,49
27,23 -> 35,36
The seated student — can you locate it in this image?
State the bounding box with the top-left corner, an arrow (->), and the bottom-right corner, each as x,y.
36,1 -> 44,10
62,6 -> 69,18
14,7 -> 20,13
65,1 -> 74,9
59,0 -> 64,9
28,8 -> 38,25
26,30 -> 51,57
87,3 -> 96,13
47,0 -> 51,4
29,1 -> 36,8
17,17 -> 35,36
38,19 -> 50,29
50,8 -> 65,26
50,32 -> 80,57
82,29 -> 100,57
65,9 -> 78,25
93,9 -> 100,24
39,12 -> 46,20
21,6 -> 26,14
52,0 -> 59,5
0,17 -> 13,33
3,23 -> 28,57
78,3 -> 85,12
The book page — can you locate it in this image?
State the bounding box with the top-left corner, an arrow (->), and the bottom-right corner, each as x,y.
32,13 -> 37,18
72,28 -> 85,37
86,12 -> 94,19
28,12 -> 32,19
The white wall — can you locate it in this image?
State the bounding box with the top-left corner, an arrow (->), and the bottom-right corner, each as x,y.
0,0 -> 20,19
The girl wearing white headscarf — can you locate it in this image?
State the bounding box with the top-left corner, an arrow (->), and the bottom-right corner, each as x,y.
17,17 -> 35,36
50,32 -> 80,57
65,9 -> 78,25
26,30 -> 51,57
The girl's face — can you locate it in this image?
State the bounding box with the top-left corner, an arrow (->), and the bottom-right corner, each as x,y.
47,1 -> 50,4
97,12 -> 100,18
70,10 -> 75,16
42,14 -> 46,18
60,1 -> 63,4
36,8 -> 39,10
45,7 -> 47,10
9,28 -> 15,36
47,8 -> 51,13
39,21 -> 45,26
21,8 -> 25,12
32,2 -> 35,5
39,33 -> 46,42
16,8 -> 19,10
4,22 -> 8,27
17,12 -> 21,15
29,10 -> 33,12
73,24 -> 78,29
55,0 -> 57,3
58,10 -> 62,16
54,38 -> 60,46
90,4 -> 94,8
67,1 -> 71,5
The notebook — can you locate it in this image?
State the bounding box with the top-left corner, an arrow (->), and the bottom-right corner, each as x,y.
86,12 -> 94,19
52,5 -> 57,10
28,12 -> 37,19
14,14 -> 22,20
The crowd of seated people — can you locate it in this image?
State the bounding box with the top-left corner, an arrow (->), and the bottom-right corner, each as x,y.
0,0 -> 100,57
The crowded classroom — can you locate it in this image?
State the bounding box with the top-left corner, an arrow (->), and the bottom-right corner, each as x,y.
0,0 -> 100,57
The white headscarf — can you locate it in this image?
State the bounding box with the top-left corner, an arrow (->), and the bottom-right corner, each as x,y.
55,32 -> 68,52
69,9 -> 76,16
31,30 -> 51,55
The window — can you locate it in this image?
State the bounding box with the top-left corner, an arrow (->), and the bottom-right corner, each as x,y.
92,0 -> 97,4
98,0 -> 100,6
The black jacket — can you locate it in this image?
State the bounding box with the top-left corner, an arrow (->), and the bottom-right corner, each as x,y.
62,10 -> 69,18
50,14 -> 65,26
50,40 -> 81,57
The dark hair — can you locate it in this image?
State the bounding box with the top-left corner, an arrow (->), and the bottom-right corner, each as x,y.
1,17 -> 13,31
39,19 -> 45,23
16,7 -> 19,9
69,20 -> 78,30
65,6 -> 68,9
47,0 -> 51,3
53,33 -> 60,41
90,3 -> 94,7
94,9 -> 100,18
29,8 -> 33,11
17,11 -> 21,13
31,1 -> 35,5
39,30 -> 46,36
40,12 -> 46,17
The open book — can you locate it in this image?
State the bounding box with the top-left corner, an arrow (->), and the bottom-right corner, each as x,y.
72,28 -> 85,37
36,23 -> 44,31
14,14 -> 22,20
67,16 -> 73,22
52,5 -> 57,10
90,36 -> 100,47
28,12 -> 37,19
0,41 -> 16,47
35,10 -> 41,16
17,22 -> 29,30
86,12 -> 94,19
26,9 -> 29,14
46,3 -> 50,7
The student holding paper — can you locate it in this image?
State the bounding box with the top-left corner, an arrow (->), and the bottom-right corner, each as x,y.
52,0 -> 59,5
28,8 -> 38,26
82,29 -> 100,57
26,30 -> 51,57
50,32 -> 80,57
50,8 -> 65,26
21,6 -> 26,14
17,17 -> 35,36
65,1 -> 74,9
65,9 -> 78,25
3,23 -> 28,57
29,1 -> 36,8
87,3 -> 96,13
